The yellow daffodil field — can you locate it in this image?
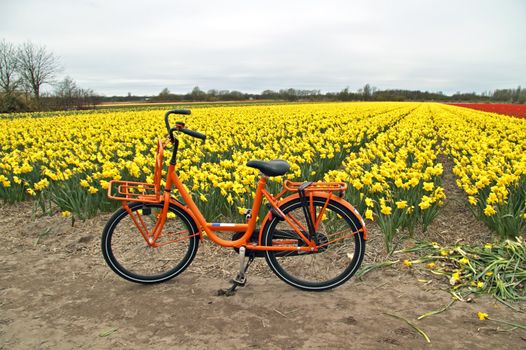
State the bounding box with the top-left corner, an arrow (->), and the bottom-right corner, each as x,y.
1,102 -> 525,251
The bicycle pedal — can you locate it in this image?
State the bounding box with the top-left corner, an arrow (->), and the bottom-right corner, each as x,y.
231,275 -> 246,287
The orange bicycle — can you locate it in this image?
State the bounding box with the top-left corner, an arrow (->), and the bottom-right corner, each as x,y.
101,109 -> 367,292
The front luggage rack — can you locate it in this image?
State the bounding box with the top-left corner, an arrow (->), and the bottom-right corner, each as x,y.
107,138 -> 164,203
107,180 -> 161,203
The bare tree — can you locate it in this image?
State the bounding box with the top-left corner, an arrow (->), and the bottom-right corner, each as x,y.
16,41 -> 60,101
55,76 -> 77,98
0,39 -> 19,94
363,83 -> 371,100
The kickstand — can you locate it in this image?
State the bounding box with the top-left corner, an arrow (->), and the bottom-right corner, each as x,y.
217,247 -> 254,297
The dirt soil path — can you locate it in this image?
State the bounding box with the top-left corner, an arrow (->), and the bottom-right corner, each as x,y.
1,202 -> 525,349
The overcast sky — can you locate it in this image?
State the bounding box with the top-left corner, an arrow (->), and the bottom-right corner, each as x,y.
1,0 -> 525,96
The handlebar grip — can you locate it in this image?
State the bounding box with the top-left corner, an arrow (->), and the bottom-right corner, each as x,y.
165,109 -> 191,132
180,128 -> 206,141
168,109 -> 191,115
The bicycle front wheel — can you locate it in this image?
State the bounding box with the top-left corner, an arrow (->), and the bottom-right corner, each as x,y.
263,196 -> 366,291
101,202 -> 199,283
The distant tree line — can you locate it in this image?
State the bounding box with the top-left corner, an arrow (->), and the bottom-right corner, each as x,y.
0,39 -> 100,113
3,39 -> 525,113
103,84 -> 526,104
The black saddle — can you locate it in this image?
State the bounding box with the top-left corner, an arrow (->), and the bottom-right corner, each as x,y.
247,160 -> 290,177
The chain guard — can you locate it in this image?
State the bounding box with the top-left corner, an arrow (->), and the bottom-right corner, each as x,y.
272,230 -> 329,257
232,229 -> 329,258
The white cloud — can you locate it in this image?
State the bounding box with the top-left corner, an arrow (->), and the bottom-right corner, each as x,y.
1,0 -> 525,95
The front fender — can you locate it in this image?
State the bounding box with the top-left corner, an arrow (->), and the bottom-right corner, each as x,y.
259,191 -> 367,240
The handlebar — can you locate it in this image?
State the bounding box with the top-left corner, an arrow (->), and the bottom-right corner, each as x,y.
164,109 -> 206,142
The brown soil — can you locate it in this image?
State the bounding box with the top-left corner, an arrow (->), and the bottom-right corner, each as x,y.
1,197 -> 525,349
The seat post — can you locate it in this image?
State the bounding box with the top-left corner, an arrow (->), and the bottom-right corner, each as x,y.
256,173 -> 268,190
256,173 -> 268,186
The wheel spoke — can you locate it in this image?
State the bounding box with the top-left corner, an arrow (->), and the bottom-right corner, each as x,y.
102,203 -> 198,283
265,198 -> 365,290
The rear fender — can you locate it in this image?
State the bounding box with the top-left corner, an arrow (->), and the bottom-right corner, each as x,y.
259,191 -> 367,240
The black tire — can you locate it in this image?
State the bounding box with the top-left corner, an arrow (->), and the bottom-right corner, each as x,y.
101,202 -> 199,283
263,197 -> 366,291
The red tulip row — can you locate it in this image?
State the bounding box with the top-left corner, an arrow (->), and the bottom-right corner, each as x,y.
449,103 -> 526,118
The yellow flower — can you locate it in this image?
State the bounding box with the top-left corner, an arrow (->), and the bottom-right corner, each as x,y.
351,179 -> 363,190
477,312 -> 489,320
403,259 -> 412,267
459,257 -> 469,265
468,196 -> 477,205
365,208 -> 374,221
166,212 -> 176,219
88,186 -> 98,194
34,178 -> 50,191
365,197 -> 374,207
61,211 -> 71,218
476,281 -> 484,288
483,205 -> 496,216
426,262 -> 436,269
199,193 -> 208,202
487,192 -> 498,205
475,176 -> 490,189
395,200 -> 407,209
371,183 -> 383,192
449,271 -> 461,285
431,242 -> 440,249
440,249 -> 449,256
484,243 -> 493,250
423,182 -> 434,191
419,199 -> 431,210
485,271 -> 493,277
408,177 -> 419,187
362,174 -> 373,186
80,179 -> 90,188
380,205 -> 392,215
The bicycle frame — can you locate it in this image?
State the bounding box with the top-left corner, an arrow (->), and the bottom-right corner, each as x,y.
117,162 -> 366,255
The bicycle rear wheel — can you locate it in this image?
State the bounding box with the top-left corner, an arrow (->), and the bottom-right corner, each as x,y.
263,196 -> 366,291
101,202 -> 199,283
